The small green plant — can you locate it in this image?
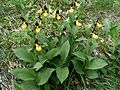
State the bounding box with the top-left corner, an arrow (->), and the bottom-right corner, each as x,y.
9,0 -> 120,90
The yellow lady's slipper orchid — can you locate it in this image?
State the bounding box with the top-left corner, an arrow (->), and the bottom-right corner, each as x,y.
62,27 -> 67,36
39,21 -> 42,26
43,11 -> 48,17
36,26 -> 40,33
69,7 -> 74,13
37,8 -> 43,14
21,22 -> 27,29
97,23 -> 103,28
92,33 -> 99,39
106,52 -> 111,57
56,14 -> 61,20
76,21 -> 82,27
63,31 -> 67,36
35,44 -> 42,51
75,2 -> 80,7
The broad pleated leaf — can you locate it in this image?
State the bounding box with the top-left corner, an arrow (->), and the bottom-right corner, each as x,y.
56,67 -> 69,83
11,68 -> 35,80
60,40 -> 70,64
38,68 -> 55,85
13,48 -> 34,62
86,58 -> 108,70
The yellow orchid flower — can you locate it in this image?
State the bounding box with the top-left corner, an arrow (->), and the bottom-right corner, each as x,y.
106,52 -> 111,57
92,33 -> 99,39
75,2 -> 80,7
76,21 -> 82,27
36,26 -> 40,33
39,21 -> 42,26
43,11 -> 48,17
56,14 -> 61,20
21,22 -> 27,29
37,8 -> 43,14
97,23 -> 103,28
35,44 -> 42,51
69,7 -> 74,13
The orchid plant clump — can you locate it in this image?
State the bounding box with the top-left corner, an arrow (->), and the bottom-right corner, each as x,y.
11,0 -> 120,90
